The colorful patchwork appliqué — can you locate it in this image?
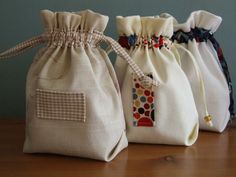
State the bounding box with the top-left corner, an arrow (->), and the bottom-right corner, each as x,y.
132,73 -> 155,127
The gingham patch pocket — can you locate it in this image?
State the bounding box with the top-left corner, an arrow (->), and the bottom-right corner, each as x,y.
36,89 -> 86,122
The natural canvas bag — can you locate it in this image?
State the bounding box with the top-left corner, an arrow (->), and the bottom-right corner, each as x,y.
115,15 -> 200,146
170,10 -> 234,132
0,10 -> 158,161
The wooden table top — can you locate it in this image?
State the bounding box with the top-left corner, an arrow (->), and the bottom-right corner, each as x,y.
0,119 -> 236,177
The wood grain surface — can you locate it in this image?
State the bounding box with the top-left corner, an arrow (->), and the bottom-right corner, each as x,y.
0,119 -> 235,177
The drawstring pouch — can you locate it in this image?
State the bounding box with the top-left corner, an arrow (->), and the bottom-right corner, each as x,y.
0,10 -> 158,161
115,15 -> 200,146
170,10 -> 233,132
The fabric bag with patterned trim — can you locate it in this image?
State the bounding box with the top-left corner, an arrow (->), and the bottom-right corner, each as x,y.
115,15 -> 200,146
0,10 -> 158,161
170,10 -> 234,132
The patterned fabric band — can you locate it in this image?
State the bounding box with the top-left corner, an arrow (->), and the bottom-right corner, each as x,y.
43,29 -> 103,47
118,34 -> 170,49
172,27 -> 235,117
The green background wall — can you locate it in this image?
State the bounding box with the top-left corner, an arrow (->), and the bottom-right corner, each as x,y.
0,0 -> 235,118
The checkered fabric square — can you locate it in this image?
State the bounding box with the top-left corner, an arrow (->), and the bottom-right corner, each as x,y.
36,89 -> 86,122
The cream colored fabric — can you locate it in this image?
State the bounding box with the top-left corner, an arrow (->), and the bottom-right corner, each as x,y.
170,11 -> 230,132
21,10 -> 129,161
115,16 -> 199,146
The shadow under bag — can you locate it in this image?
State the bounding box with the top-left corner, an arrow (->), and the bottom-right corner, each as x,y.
0,10 -> 157,161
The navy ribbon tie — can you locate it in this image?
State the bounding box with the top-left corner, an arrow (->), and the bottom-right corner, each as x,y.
209,35 -> 235,117
172,27 -> 235,117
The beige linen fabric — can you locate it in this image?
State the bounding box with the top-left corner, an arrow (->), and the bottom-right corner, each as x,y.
23,10 -> 129,161
170,11 -> 230,132
115,16 -> 199,146
0,9 -> 142,161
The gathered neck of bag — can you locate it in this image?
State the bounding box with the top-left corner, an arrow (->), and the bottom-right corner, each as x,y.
43,29 -> 104,48
0,30 -> 160,88
118,34 -> 171,50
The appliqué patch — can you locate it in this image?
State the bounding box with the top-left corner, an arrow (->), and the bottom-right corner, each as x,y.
132,73 -> 155,127
36,89 -> 86,122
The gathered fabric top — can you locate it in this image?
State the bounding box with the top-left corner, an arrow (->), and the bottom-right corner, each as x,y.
40,10 -> 109,47
116,15 -> 173,38
116,16 -> 173,49
171,10 -> 222,33
41,9 -> 109,32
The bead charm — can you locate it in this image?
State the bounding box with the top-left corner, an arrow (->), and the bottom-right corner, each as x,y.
204,115 -> 213,127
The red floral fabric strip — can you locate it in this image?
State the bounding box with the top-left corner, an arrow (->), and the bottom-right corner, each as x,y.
118,34 -> 169,49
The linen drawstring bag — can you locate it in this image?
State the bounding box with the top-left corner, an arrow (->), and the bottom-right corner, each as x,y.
0,10 -> 158,161
115,15 -> 200,146
170,10 -> 234,132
